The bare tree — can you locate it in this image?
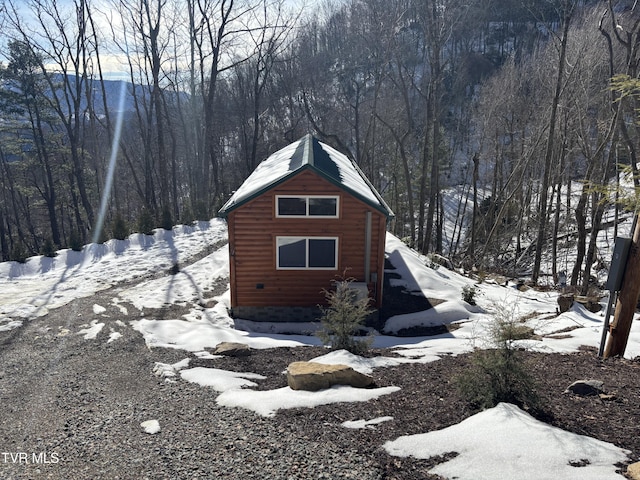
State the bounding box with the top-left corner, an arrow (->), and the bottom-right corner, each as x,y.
531,0 -> 576,284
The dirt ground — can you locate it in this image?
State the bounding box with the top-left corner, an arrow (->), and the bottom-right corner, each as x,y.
209,344 -> 640,479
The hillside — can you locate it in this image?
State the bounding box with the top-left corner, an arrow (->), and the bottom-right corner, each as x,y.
1,219 -> 640,478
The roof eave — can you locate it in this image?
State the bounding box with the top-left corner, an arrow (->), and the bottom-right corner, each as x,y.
217,169 -> 301,218
218,164 -> 394,219
302,164 -> 394,218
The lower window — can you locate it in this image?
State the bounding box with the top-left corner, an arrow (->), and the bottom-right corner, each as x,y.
277,237 -> 338,270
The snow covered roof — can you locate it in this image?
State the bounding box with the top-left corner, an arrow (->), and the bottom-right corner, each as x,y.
218,134 -> 394,218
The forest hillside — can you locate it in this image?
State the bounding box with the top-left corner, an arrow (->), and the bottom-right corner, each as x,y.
0,0 -> 638,293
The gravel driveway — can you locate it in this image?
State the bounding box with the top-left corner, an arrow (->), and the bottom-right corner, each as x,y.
0,286 -> 386,480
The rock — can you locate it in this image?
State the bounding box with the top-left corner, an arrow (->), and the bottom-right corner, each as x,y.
213,342 -> 251,357
599,393 -> 617,401
627,462 -> 640,480
287,361 -> 374,391
428,253 -> 453,270
200,298 -> 218,309
564,379 -> 604,396
574,296 -> 602,313
584,299 -> 601,313
557,294 -> 574,313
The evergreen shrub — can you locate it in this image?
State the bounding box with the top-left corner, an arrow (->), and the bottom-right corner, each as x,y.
138,209 -> 155,236
455,306 -> 542,415
69,230 -> 83,252
161,207 -> 173,231
111,214 -> 129,241
317,278 -> 373,354
41,237 -> 57,257
10,242 -> 28,263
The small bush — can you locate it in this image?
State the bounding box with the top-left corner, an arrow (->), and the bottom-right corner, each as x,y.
401,236 -> 415,249
317,278 -> 373,354
161,206 -> 173,231
455,306 -> 542,414
138,209 -> 155,236
192,201 -> 209,221
462,284 -> 478,305
181,205 -> 195,226
456,348 -> 540,412
69,229 -> 83,251
10,242 -> 29,263
111,213 -> 129,241
41,238 -> 57,258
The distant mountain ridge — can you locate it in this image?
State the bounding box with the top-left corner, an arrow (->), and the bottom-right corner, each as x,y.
50,74 -> 136,115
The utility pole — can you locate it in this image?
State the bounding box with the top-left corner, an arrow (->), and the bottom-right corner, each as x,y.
604,214 -> 640,358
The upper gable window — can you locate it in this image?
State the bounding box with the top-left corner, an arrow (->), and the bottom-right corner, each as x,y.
276,196 -> 339,218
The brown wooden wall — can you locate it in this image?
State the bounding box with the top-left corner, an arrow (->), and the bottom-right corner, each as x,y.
226,170 -> 388,309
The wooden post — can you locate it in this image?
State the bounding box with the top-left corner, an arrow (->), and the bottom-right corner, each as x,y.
604,216 -> 640,358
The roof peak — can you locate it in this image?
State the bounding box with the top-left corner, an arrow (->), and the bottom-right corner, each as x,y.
219,134 -> 394,218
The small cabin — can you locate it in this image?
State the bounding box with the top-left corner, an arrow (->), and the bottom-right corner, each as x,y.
218,134 -> 394,323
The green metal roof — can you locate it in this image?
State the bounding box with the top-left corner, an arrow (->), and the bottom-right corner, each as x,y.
218,134 -> 394,218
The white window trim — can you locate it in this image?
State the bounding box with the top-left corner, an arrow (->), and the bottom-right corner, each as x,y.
275,195 -> 340,218
276,236 -> 339,270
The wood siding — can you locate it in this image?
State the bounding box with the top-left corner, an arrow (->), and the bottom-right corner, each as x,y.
227,170 -> 387,309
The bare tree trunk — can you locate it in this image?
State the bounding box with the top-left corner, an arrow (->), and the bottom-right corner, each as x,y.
417,111 -> 430,252
469,152 -> 479,261
145,0 -> 170,214
551,134 -> 567,284
551,173 -> 562,284
571,175 -> 591,286
532,6 -> 572,284
376,116 -> 416,244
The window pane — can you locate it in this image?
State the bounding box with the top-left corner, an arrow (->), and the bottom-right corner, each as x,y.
278,238 -> 306,267
278,197 -> 306,216
308,239 -> 336,268
309,197 -> 337,216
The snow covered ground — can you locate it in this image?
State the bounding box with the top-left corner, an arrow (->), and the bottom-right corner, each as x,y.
1,219 -> 638,479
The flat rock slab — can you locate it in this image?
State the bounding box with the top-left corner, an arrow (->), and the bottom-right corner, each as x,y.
213,342 -> 251,357
287,361 -> 374,391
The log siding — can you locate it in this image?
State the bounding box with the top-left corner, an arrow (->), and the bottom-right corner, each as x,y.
227,170 -> 386,310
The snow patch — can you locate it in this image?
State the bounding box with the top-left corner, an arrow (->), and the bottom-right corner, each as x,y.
77,320 -> 104,340
310,349 -> 402,374
153,359 -> 190,378
342,416 -> 394,430
107,330 -> 122,343
140,419 -> 160,435
180,367 -> 266,392
384,403 -> 630,480
216,385 -> 401,418
131,317 -> 311,351
0,319 -> 22,332
93,304 -> 107,315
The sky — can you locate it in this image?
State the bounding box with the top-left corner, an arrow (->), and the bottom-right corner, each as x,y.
0,0 -> 315,82
1,218 -> 638,479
